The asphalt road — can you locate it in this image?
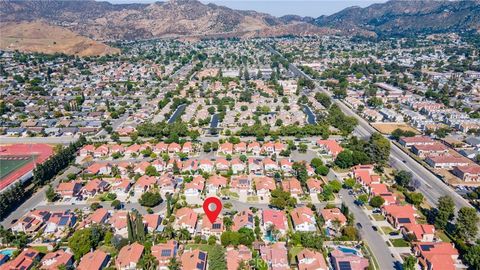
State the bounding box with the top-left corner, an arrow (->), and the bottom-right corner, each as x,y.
0,136 -> 78,145
340,189 -> 401,270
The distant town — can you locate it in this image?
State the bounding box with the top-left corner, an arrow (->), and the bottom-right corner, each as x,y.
0,34 -> 479,270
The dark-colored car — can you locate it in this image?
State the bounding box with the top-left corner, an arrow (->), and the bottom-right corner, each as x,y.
356,222 -> 363,229
372,226 -> 378,231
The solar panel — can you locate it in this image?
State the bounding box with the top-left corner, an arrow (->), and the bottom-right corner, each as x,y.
196,262 -> 205,269
421,245 -> 434,251
212,223 -> 221,229
339,261 -> 352,270
58,216 -> 69,226
248,215 -> 253,223
398,218 -> 411,224
161,249 -> 172,257
198,252 -> 206,261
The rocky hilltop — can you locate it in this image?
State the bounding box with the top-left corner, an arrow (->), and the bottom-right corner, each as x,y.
314,0 -> 480,36
0,0 -> 330,40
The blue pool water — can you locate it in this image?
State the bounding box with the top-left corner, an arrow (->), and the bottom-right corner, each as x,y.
0,249 -> 15,257
338,246 -> 358,255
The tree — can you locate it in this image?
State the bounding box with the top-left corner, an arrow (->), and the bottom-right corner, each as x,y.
455,207 -> 479,241
270,189 -> 296,209
357,194 -> 368,204
368,133 -> 390,165
45,185 -> 57,202
292,162 -> 308,184
329,180 -> 342,193
394,170 -> 413,188
369,196 -> 385,208
208,245 -> 227,270
90,202 -> 102,211
111,200 -> 122,210
139,191 -> 163,207
145,165 -> 159,176
367,97 -> 383,108
138,250 -> 158,270
208,235 -> 217,245
335,150 -> 354,169
168,257 -> 182,270
434,196 -> 455,230
402,255 -> 417,270
343,178 -> 356,189
464,244 -> 480,270
405,192 -> 424,206
68,226 -> 104,260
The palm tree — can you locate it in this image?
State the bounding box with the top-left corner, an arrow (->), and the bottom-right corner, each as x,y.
177,228 -> 191,244
168,257 -> 181,270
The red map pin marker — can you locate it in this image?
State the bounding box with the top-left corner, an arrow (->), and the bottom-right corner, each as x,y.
203,197 -> 222,223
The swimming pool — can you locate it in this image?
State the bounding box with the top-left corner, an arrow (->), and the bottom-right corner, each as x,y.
0,249 -> 15,257
338,246 -> 358,255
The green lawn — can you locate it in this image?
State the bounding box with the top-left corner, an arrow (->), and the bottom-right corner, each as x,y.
381,226 -> 395,235
436,230 -> 452,243
372,214 -> 385,221
391,238 -> 410,247
288,246 -> 304,264
31,246 -> 48,253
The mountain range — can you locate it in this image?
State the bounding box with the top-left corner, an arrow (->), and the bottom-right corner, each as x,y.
0,0 -> 479,55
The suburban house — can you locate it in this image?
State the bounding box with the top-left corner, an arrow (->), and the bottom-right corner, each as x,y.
330,249 -> 369,270
180,249 -> 207,270
175,208 -> 198,234
184,175 -> 205,197
201,216 -> 224,237
281,178 -> 303,197
151,240 -> 178,270
290,206 -> 316,232
413,242 -> 461,270
115,242 -> 144,270
306,178 -> 323,194
262,209 -> 288,236
402,224 -> 435,242
320,208 -> 347,230
382,205 -> 418,229
206,175 -> 227,194
316,140 -> 343,158
260,242 -> 289,270
254,176 -> 276,197
40,250 -> 74,270
0,248 -> 41,270
226,246 -> 252,270
232,210 -> 254,231
296,248 -> 328,270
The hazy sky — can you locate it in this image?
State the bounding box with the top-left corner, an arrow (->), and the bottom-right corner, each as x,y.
108,0 -> 388,17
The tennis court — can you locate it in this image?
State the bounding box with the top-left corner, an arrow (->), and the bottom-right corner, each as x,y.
0,156 -> 33,180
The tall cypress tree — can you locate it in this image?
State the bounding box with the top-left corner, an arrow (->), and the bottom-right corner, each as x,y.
127,212 -> 134,243
135,212 -> 145,242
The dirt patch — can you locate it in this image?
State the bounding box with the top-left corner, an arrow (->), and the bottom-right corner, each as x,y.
371,122 -> 419,135
0,21 -> 120,56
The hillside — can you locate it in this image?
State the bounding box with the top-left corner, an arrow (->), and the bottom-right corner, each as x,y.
0,0 -> 328,40
0,21 -> 120,56
314,0 -> 480,36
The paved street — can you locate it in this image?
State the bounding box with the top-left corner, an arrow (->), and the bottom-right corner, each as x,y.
340,189 -> 401,270
0,136 -> 78,145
